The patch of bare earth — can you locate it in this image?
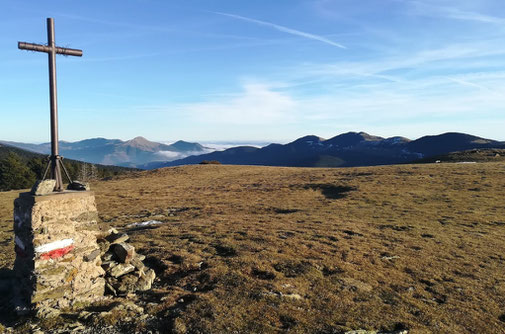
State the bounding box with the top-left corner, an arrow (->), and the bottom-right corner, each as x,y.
0,162 -> 504,333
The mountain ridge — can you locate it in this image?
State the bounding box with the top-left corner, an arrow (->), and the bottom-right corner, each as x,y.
144,131 -> 505,169
0,137 -> 208,167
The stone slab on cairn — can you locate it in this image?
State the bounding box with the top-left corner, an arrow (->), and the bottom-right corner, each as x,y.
13,183 -> 105,314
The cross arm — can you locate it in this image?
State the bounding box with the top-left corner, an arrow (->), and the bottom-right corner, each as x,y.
18,42 -> 83,57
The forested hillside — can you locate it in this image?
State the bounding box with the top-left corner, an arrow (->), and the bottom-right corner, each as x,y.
0,144 -> 136,191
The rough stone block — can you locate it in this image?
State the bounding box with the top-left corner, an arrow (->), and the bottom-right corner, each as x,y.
113,242 -> 135,263
131,254 -> 145,271
137,269 -> 156,291
31,180 -> 56,196
84,249 -> 100,262
116,274 -> 139,294
109,264 -> 135,278
67,181 -> 90,191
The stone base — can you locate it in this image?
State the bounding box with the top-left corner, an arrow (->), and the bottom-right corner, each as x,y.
13,191 -> 105,312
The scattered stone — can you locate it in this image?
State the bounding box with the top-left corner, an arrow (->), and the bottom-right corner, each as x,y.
101,261 -> 118,271
173,317 -> 187,334
136,268 -> 156,291
36,306 -> 60,319
282,293 -> 303,300
113,242 -> 135,263
123,301 -> 144,314
78,310 -> 93,320
105,282 -> 117,296
67,322 -> 86,332
67,180 -> 90,191
99,228 -> 158,295
117,275 -> 139,294
31,179 -> 56,196
110,264 -> 135,278
340,277 -> 373,292
260,291 -> 303,300
84,249 -> 101,262
97,239 -> 111,254
127,220 -> 163,228
102,251 -> 114,262
131,255 -> 146,271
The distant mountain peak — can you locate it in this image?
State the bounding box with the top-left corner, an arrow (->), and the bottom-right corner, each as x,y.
325,131 -> 383,147
124,136 -> 161,151
293,135 -> 325,142
129,136 -> 150,144
169,140 -> 205,152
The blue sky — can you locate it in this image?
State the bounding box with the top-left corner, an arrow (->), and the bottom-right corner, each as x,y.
1,0 -> 505,143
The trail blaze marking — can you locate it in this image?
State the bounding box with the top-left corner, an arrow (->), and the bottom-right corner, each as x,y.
35,238 -> 74,260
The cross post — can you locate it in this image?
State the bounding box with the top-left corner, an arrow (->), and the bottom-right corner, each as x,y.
18,18 -> 83,192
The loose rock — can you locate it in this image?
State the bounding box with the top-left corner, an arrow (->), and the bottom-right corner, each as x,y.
117,275 -> 139,295
131,254 -> 145,271
84,249 -> 101,262
136,268 -> 156,291
99,228 -> 157,295
31,180 -> 56,196
109,263 -> 135,278
67,180 -> 90,191
35,306 -> 60,319
113,242 -> 135,263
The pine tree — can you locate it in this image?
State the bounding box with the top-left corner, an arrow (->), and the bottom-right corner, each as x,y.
27,157 -> 47,179
0,152 -> 36,191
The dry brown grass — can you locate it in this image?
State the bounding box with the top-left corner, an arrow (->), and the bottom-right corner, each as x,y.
1,162 -> 505,333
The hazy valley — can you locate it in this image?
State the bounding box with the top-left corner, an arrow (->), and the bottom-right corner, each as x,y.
3,132 -> 505,171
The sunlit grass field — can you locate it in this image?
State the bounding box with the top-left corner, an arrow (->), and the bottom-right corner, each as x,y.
0,162 -> 504,333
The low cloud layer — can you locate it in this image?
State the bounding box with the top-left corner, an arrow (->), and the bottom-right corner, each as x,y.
154,149 -> 215,162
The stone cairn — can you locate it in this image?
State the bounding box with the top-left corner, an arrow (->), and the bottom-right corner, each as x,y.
13,180 -> 104,316
97,229 -> 156,296
13,180 -> 155,317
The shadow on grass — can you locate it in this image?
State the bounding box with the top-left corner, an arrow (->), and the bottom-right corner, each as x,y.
304,184 -> 356,199
0,267 -> 19,328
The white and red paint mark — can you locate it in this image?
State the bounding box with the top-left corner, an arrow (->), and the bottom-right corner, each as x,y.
35,239 -> 74,260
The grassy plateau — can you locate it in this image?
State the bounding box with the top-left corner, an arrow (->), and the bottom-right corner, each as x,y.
0,162 -> 504,333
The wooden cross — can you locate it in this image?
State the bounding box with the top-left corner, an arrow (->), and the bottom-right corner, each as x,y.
18,18 -> 83,192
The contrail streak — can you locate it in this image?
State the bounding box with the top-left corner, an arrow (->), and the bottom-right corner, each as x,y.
214,11 -> 346,49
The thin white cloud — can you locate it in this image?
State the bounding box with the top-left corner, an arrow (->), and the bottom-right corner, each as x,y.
180,83 -> 297,125
447,77 -> 491,91
154,150 -> 213,161
407,1 -> 505,25
213,11 -> 346,49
